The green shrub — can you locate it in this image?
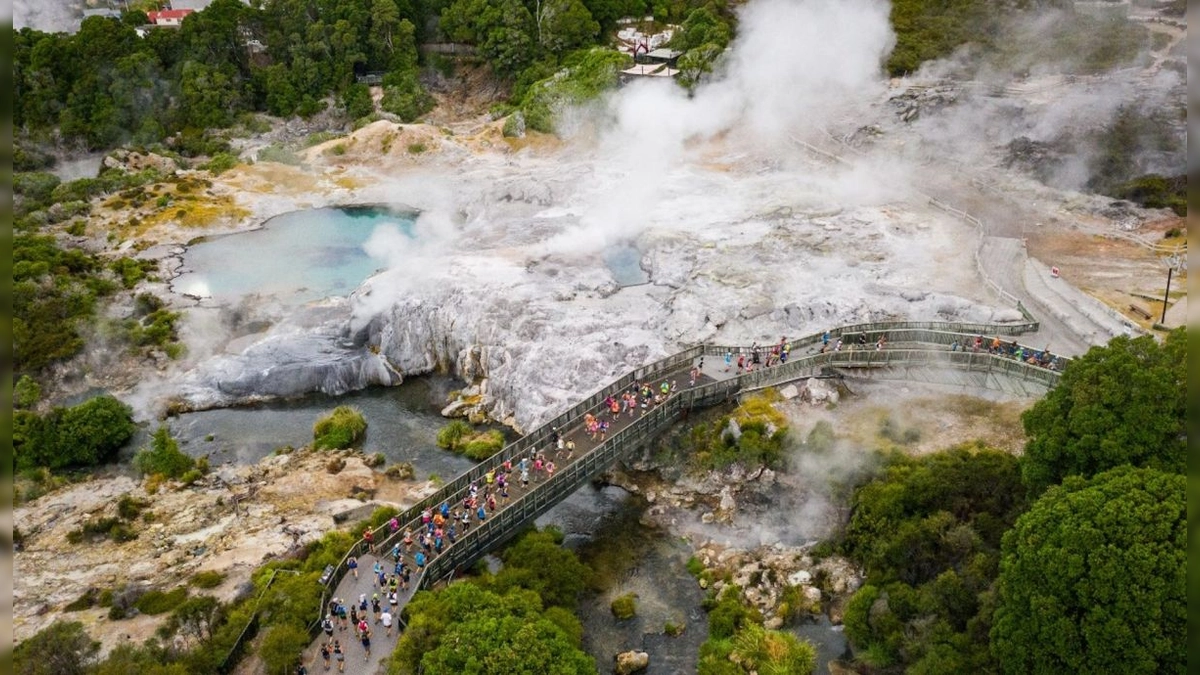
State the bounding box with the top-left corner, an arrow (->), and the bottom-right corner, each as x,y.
379,71 -> 435,122
436,420 -> 472,449
126,308 -> 181,349
341,83 -> 375,120
459,430 -> 505,460
15,395 -> 137,471
135,587 -> 189,615
610,593 -> 637,620
303,131 -> 342,148
313,406 -> 368,449
110,256 -> 157,288
259,622 -> 310,674
512,49 -> 630,134
1111,173 -> 1187,216
201,152 -> 240,175
63,588 -> 101,611
188,566 -> 225,588
68,516 -> 137,545
117,494 -> 149,520
804,420 -> 836,453
133,427 -> 196,479
14,375 -> 41,409
257,144 -> 301,166
406,142 -> 427,154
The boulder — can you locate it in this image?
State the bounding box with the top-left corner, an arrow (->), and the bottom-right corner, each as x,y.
779,384 -> 800,399
718,486 -> 737,512
614,650 -> 650,675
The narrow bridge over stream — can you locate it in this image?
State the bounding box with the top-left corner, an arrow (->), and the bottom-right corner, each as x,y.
299,319 -> 1065,672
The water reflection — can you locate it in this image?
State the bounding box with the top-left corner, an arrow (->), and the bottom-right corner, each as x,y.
162,377 -> 476,480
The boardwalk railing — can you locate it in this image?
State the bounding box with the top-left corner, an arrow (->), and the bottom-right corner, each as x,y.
417,341 -> 1063,590
306,320 -> 1065,636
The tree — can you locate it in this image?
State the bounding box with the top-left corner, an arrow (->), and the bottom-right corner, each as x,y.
258,622 -> 309,675
1020,329 -> 1185,495
163,596 -> 223,649
14,375 -> 41,409
671,7 -> 731,52
440,0 -> 536,76
490,527 -> 590,608
14,621 -> 99,675
534,0 -> 599,54
394,584 -> 594,674
179,61 -> 244,128
990,466 -> 1185,674
677,43 -> 723,90
380,69 -> 435,122
17,395 -> 137,471
54,395 -> 138,465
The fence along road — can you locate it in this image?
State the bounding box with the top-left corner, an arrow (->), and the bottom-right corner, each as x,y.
297,320 -> 1063,672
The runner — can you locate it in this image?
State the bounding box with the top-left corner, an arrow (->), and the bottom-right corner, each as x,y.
332,640 -> 345,672
320,642 -> 331,671
381,607 -> 394,637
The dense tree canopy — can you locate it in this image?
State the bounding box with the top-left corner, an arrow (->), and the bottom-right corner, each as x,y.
389,529 -> 595,675
839,445 -> 1027,671
15,395 -> 138,471
1020,329 -> 1186,495
14,0 -> 429,149
990,466 -> 1185,674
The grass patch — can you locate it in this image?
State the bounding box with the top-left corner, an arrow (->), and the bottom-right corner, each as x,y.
610,593 -> 637,620
313,406 -> 368,450
134,587 -> 189,615
189,570 -> 226,589
436,421 -> 504,460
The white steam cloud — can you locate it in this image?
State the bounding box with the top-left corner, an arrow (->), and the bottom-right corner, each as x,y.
540,0 -> 897,256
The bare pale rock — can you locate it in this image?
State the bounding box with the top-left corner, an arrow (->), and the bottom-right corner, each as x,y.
615,650 -> 650,675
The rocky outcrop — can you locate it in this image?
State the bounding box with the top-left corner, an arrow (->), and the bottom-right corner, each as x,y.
171,148 -> 1014,429
614,650 -> 650,675
176,300 -> 401,411
691,542 -> 863,626
14,449 -> 437,652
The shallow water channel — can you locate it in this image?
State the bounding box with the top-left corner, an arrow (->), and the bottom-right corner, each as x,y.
163,377 -> 476,478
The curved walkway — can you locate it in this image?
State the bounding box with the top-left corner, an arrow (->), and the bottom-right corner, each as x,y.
298,322 -> 1064,673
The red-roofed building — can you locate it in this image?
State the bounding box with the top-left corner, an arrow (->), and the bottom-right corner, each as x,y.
147,9 -> 194,26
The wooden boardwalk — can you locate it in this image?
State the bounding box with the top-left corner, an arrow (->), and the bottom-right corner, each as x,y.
296,323 -> 1065,673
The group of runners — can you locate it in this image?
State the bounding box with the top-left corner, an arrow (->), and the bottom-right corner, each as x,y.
954,334 -> 1062,370
317,589 -> 394,671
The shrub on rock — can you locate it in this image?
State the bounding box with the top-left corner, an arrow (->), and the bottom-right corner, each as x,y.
313,406 -> 367,449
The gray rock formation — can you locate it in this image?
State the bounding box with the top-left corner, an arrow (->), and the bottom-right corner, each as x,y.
173,150 -> 1014,427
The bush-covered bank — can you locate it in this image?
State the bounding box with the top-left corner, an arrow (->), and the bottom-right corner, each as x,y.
14,506 -> 405,675
388,527 -> 595,674
435,420 -> 505,460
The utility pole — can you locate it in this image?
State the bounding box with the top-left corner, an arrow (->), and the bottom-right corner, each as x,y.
1160,254 -> 1184,325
